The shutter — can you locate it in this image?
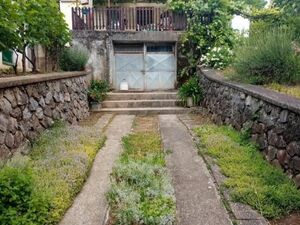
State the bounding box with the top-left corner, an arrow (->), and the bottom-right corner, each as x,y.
2,50 -> 14,66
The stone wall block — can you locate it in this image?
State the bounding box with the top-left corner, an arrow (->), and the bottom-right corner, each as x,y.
45,92 -> 53,105
1,98 -> 12,115
7,117 -> 17,134
266,146 -> 277,161
15,88 -> 28,106
29,97 -> 39,111
277,150 -> 287,166
0,131 -> 5,144
292,157 -> 300,172
4,89 -> 17,108
0,114 -> 8,132
5,133 -> 15,148
10,107 -> 22,120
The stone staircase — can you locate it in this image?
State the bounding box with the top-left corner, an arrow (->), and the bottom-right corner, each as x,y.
91,91 -> 189,114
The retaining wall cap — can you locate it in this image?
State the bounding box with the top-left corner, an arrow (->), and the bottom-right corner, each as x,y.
200,68 -> 300,115
0,71 -> 89,89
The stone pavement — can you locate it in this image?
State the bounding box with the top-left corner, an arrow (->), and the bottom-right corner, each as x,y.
159,115 -> 232,225
59,114 -> 134,225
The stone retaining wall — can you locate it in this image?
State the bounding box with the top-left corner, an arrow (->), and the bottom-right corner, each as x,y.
199,68 -> 300,186
0,72 -> 90,159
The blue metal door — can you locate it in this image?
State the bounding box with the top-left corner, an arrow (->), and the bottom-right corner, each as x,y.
115,54 -> 144,90
114,43 -> 176,91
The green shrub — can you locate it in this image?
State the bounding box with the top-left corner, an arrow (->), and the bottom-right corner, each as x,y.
59,45 -> 89,71
0,160 -> 50,225
87,80 -> 110,104
195,124 -> 300,218
201,45 -> 234,70
232,27 -> 300,84
178,76 -> 203,105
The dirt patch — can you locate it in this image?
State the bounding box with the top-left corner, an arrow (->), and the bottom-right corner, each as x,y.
189,113 -> 212,125
78,112 -> 104,127
133,115 -> 159,133
270,212 -> 300,225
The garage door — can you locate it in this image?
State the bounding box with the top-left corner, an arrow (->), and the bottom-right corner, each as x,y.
114,43 -> 176,91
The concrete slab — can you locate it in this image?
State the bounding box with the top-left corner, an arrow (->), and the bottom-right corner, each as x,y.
59,114 -> 134,225
159,115 -> 232,225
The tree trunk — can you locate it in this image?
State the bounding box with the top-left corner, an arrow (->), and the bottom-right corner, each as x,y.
31,48 -> 37,72
13,50 -> 19,75
22,45 -> 26,74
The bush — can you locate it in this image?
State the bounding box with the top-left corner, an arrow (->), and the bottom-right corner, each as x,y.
59,46 -> 89,71
87,80 -> 110,104
0,160 -> 50,225
232,27 -> 300,84
201,45 -> 234,70
178,76 -> 203,105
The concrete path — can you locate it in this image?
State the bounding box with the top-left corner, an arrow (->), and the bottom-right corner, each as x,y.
59,114 -> 134,225
159,115 -> 232,225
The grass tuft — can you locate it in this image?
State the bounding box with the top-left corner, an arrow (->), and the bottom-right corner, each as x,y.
195,124 -> 300,219
106,132 -> 176,225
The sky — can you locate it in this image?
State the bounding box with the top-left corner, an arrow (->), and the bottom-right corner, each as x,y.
231,0 -> 271,32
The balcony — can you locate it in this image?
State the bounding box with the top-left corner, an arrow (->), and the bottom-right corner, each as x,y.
71,7 -> 188,31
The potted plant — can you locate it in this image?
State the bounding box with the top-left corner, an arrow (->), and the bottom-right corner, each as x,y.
87,80 -> 110,108
178,76 -> 203,107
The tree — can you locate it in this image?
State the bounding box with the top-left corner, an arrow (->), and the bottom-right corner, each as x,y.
168,0 -> 242,75
244,0 -> 266,9
15,0 -> 70,73
0,0 -> 70,73
273,0 -> 300,16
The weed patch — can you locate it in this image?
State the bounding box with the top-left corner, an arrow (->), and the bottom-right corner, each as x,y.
0,120 -> 106,225
264,83 -> 300,99
106,132 -> 175,225
195,125 -> 300,219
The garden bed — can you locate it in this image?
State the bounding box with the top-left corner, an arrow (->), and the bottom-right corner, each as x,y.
106,116 -> 176,225
0,117 -> 106,225
194,120 -> 300,220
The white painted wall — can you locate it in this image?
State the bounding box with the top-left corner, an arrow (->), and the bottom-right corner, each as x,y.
60,0 -> 93,29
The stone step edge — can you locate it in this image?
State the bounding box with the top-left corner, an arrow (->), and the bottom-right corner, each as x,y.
103,99 -> 180,103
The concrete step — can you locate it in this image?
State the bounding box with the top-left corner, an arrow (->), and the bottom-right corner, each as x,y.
91,107 -> 190,115
102,99 -> 181,108
106,92 -> 178,101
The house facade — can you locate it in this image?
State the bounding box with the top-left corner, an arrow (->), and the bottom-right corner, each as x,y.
62,1 -> 188,91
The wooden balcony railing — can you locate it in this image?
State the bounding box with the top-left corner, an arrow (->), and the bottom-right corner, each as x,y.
72,7 -> 188,31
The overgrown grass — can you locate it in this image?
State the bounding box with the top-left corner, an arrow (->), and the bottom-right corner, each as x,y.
264,83 -> 300,99
0,120 -> 106,225
231,27 -> 300,85
195,125 -> 300,219
106,132 -> 176,225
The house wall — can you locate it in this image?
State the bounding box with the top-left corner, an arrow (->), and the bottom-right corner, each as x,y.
60,0 -> 94,29
0,47 -> 47,73
199,68 -> 300,187
0,71 -> 90,159
72,30 -> 181,83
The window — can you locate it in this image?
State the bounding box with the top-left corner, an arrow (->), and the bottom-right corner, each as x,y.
114,43 -> 144,54
2,50 -> 14,66
146,45 -> 174,53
